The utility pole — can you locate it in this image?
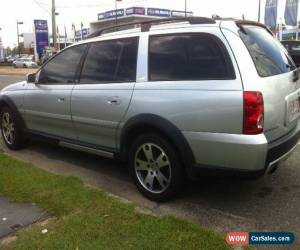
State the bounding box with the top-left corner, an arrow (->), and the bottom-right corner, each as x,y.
16,20 -> 23,56
185,0 -> 187,17
52,0 -> 57,49
258,0 -> 261,22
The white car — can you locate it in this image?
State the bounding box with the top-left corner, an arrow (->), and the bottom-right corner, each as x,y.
12,58 -> 38,68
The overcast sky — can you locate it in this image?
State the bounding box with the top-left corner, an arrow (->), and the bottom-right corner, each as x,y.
0,0 -> 289,47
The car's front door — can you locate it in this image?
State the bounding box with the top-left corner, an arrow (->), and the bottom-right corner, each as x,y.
23,44 -> 87,139
71,37 -> 139,149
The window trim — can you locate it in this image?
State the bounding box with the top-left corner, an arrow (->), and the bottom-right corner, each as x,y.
148,32 -> 236,82
78,36 -> 140,84
37,43 -> 88,85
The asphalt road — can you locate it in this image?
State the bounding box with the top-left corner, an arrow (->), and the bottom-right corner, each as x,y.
0,75 -> 300,249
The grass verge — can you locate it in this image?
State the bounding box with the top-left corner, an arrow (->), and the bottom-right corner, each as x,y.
0,153 -> 232,250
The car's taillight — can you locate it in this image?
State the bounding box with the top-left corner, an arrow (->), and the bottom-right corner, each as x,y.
243,91 -> 264,135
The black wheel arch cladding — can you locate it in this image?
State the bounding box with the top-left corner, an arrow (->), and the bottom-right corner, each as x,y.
120,113 -> 195,171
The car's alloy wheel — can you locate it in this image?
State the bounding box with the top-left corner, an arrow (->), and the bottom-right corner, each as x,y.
134,143 -> 172,194
0,107 -> 27,150
129,133 -> 184,201
1,112 -> 15,145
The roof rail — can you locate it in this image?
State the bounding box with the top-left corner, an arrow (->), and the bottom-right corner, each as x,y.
87,17 -> 216,38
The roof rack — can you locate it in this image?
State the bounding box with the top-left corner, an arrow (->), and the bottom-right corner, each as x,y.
87,17 -> 216,38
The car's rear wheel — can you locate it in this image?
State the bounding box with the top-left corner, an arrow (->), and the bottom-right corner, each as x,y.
0,107 -> 26,150
129,133 -> 184,201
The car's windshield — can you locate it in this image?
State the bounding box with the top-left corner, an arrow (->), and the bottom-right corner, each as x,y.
239,26 -> 296,77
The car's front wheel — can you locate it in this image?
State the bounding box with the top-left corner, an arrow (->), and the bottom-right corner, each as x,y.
129,133 -> 184,201
0,107 -> 26,150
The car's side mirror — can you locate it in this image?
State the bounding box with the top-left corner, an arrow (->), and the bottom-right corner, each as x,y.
26,73 -> 36,83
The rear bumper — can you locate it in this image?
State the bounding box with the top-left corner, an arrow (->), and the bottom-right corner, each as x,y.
265,123 -> 300,172
183,121 -> 300,179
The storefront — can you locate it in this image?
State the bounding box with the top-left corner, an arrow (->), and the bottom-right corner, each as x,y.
90,7 -> 193,34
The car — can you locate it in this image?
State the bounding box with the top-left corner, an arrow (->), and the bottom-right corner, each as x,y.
281,40 -> 300,67
12,58 -> 38,68
1,17 -> 300,201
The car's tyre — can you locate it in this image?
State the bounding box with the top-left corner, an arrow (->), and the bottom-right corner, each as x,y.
13,64 -> 17,68
0,107 -> 26,150
23,64 -> 27,68
129,133 -> 185,201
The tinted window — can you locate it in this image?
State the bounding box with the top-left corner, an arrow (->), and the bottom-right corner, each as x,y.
149,33 -> 235,81
80,37 -> 138,83
38,44 -> 87,84
239,26 -> 296,77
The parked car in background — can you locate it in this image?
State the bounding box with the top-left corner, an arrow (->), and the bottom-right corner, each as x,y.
12,58 -> 38,68
1,17 -> 300,201
281,40 -> 300,67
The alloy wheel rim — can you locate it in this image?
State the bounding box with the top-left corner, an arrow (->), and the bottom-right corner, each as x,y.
134,143 -> 171,194
2,112 -> 15,145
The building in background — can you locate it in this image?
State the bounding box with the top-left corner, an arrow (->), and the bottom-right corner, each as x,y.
23,33 -> 35,49
90,7 -> 193,33
0,36 -> 4,61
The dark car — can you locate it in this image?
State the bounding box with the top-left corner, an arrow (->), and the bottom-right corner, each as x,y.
281,40 -> 300,67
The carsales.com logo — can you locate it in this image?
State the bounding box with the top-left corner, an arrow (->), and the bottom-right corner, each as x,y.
226,232 -> 295,246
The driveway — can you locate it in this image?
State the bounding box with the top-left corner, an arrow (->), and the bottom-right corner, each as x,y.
1,75 -> 300,249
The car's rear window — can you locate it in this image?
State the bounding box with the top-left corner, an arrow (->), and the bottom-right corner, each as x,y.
239,26 -> 296,77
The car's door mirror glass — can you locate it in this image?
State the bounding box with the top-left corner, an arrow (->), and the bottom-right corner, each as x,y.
26,73 -> 36,83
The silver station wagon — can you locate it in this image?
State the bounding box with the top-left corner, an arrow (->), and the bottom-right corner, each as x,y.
1,17 -> 300,201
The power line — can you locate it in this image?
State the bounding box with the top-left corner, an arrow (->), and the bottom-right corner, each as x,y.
33,0 -> 51,15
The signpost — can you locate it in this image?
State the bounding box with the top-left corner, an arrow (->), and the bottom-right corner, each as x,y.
34,20 -> 49,61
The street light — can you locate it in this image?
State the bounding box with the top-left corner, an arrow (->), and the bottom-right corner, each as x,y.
16,20 -> 23,56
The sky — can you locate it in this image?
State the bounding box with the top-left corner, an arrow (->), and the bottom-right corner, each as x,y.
0,0 -> 290,47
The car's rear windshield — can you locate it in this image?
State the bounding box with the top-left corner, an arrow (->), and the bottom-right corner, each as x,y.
239,25 -> 296,77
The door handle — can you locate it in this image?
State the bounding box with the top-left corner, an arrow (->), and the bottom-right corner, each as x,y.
58,97 -> 65,102
107,96 -> 121,105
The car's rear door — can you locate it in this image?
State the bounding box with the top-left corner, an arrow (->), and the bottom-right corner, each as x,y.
23,44 -> 87,139
71,36 -> 139,149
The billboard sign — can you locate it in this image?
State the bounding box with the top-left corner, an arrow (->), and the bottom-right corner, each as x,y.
34,20 -> 49,58
126,7 -> 146,16
98,9 -> 125,20
147,8 -> 170,17
171,10 -> 193,17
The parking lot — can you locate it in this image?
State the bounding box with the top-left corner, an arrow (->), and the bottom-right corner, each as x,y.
0,74 -> 300,249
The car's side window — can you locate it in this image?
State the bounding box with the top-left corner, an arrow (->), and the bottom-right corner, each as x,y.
148,33 -> 235,81
80,37 -> 139,84
38,44 -> 87,84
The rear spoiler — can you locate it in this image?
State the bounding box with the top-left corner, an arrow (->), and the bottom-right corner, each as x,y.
235,20 -> 274,36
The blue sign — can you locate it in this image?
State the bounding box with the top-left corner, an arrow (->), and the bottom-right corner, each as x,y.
34,20 -> 49,58
126,7 -> 145,16
147,8 -> 170,17
98,9 -> 125,20
284,0 -> 299,26
264,0 -> 278,28
249,232 -> 295,245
